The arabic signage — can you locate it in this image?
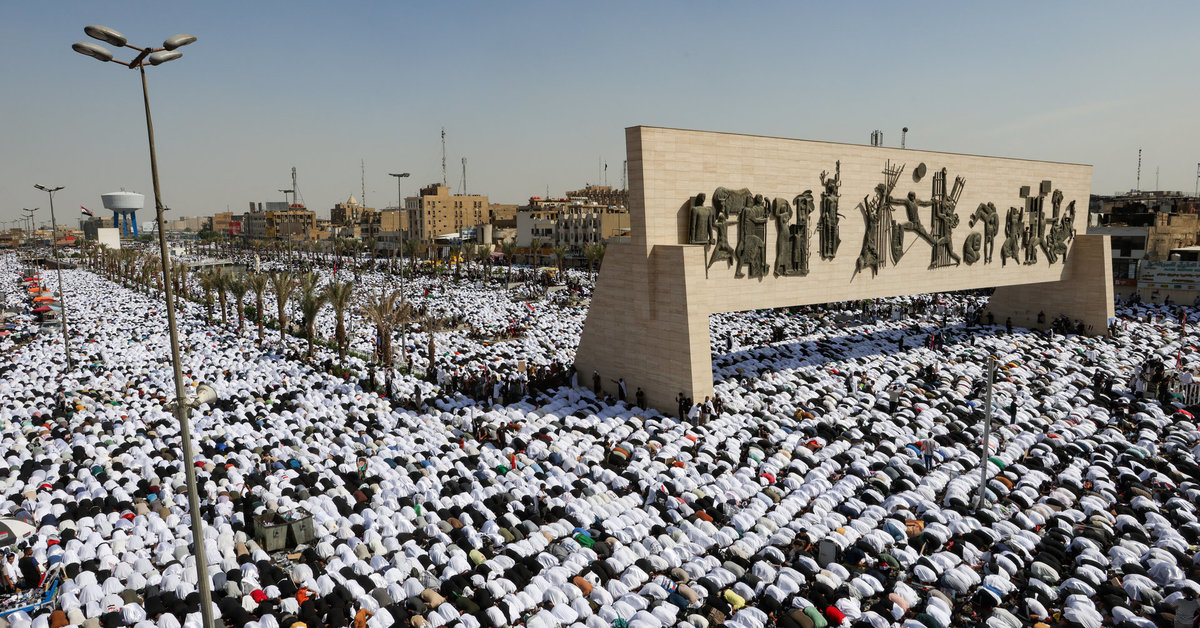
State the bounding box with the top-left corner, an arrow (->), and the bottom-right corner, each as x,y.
1139,260 -> 1200,291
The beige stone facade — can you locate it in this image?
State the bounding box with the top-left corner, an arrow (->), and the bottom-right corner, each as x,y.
406,185 -> 489,243
575,126 -> 1114,411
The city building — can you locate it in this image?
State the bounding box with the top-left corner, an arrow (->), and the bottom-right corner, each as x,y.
515,205 -> 559,248
212,212 -> 233,235
161,216 -> 211,232
331,195 -> 368,226
1088,190 -> 1200,295
405,184 -> 489,244
239,200 -> 319,241
514,196 -> 629,249
273,208 -> 317,240
565,184 -> 627,208
555,204 -> 630,249
80,217 -> 109,241
488,203 -> 519,229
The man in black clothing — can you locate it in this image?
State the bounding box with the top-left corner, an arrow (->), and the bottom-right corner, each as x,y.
18,547 -> 39,589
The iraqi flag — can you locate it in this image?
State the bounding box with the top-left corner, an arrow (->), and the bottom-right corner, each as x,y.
81,206 -> 94,216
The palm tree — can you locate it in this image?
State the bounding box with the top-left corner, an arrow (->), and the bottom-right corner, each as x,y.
212,269 -> 230,325
585,243 -> 606,279
228,275 -> 248,332
553,245 -> 568,272
476,245 -> 491,280
529,237 -> 543,267
403,239 -> 420,275
325,280 -> 354,364
178,262 -> 190,300
246,273 -> 268,343
448,244 -> 462,279
363,290 -> 400,367
461,243 -> 477,280
269,271 -> 297,343
298,276 -> 327,359
500,239 -> 518,285
198,270 -> 218,321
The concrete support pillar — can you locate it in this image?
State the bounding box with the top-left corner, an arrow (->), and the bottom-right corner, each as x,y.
574,243 -> 714,411
987,234 -> 1114,335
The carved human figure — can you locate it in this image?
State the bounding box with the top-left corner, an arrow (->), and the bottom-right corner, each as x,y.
888,191 -> 934,245
792,191 -> 815,276
688,193 -> 714,245
969,202 -> 1000,264
818,162 -> 842,260
963,232 -> 982,265
772,198 -> 793,276
855,188 -> 885,278
1000,206 -> 1024,267
707,209 -> 735,270
929,195 -> 962,268
1023,222 -> 1039,265
735,194 -> 769,279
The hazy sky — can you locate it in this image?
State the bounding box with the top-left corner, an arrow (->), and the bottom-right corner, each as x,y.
2,2 -> 1198,225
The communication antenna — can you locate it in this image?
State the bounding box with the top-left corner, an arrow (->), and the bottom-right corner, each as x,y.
604,161 -> 608,187
1195,163 -> 1199,197
622,160 -> 628,191
361,159 -> 366,208
901,127 -> 908,149
461,157 -> 467,195
291,166 -> 304,207
1136,148 -> 1142,192
441,127 -> 447,187
1155,167 -> 1159,191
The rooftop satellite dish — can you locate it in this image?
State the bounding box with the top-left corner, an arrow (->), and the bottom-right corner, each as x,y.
912,163 -> 927,183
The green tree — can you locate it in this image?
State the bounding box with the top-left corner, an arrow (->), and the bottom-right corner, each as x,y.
198,270 -> 218,322
325,280 -> 355,364
298,275 -> 327,358
529,237 -> 543,267
552,245 -> 568,272
500,239 -> 518,285
228,275 -> 248,332
269,271 -> 297,343
212,269 -> 230,325
246,273 -> 268,343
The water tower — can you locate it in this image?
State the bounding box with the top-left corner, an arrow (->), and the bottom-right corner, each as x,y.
101,190 -> 145,237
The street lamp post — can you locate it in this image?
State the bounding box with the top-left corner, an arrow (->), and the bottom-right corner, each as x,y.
21,208 -> 37,246
72,25 -> 214,628
34,185 -> 72,371
388,172 -> 410,284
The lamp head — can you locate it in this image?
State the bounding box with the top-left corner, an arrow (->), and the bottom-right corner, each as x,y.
72,42 -> 113,62
148,50 -> 183,66
193,383 -> 217,407
162,34 -> 197,50
84,25 -> 127,47
389,172 -> 411,178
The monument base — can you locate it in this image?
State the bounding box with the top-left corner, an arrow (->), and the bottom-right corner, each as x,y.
986,234 -> 1114,335
574,243 -> 713,413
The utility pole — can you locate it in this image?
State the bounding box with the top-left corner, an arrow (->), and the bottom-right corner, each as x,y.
974,355 -> 996,511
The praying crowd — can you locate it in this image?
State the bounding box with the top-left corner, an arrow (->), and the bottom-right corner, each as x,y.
2,249 -> 1200,628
